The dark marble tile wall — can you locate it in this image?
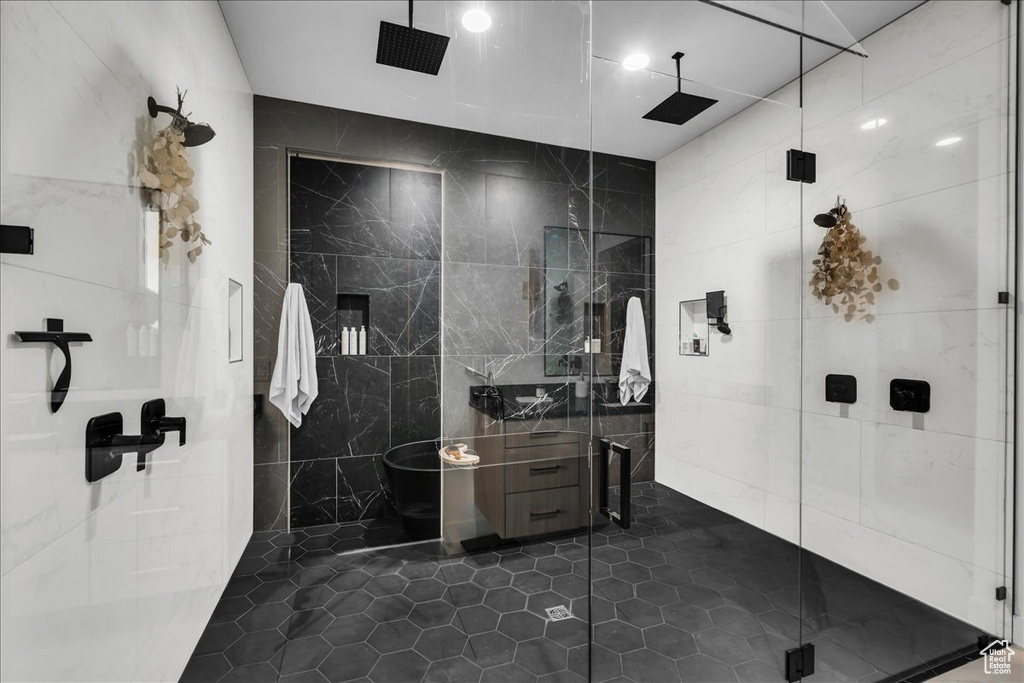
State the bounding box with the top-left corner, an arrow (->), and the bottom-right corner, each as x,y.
252,95 -> 656,531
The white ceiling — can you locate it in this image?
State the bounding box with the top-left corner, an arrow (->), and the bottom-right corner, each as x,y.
220,0 -> 922,161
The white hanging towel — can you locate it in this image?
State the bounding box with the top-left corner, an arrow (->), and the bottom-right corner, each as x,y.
269,283 -> 319,427
619,296 -> 651,405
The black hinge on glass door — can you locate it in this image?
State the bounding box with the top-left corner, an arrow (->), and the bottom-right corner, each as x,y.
786,149 -> 816,183
599,439 -> 631,529
785,644 -> 815,682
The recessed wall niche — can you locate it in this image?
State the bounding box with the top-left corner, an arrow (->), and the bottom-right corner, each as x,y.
679,299 -> 709,356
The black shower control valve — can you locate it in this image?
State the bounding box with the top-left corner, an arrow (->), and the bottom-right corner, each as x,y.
825,374 -> 857,404
137,398 -> 187,471
889,379 -> 930,413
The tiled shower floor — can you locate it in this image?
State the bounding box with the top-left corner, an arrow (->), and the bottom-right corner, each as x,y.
182,482 -> 983,683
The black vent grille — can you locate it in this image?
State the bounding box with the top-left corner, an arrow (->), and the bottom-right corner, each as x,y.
376,21 -> 450,75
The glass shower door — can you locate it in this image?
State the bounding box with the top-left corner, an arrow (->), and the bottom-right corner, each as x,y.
797,1 -> 1017,679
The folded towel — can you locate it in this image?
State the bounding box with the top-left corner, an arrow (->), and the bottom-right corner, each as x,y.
619,296 -> 651,405
269,283 -> 319,427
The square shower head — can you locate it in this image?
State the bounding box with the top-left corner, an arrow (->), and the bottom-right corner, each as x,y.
642,91 -> 718,126
376,21 -> 450,75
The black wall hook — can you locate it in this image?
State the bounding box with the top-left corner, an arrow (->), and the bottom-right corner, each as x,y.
15,318 -> 92,413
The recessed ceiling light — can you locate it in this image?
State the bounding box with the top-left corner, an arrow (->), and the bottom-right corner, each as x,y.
860,118 -> 887,130
935,136 -> 962,147
622,53 -> 650,71
462,8 -> 492,33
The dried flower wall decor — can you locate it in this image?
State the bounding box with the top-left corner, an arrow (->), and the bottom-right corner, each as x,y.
809,197 -> 898,323
138,89 -> 210,264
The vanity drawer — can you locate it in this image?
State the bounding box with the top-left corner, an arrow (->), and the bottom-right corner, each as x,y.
505,429 -> 578,449
506,457 -> 580,493
505,487 -> 580,538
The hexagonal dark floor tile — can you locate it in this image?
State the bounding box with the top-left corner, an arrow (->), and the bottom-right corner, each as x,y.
551,574 -> 588,601
399,560 -> 440,580
365,574 -> 408,597
677,583 -> 725,609
280,670 -> 329,683
248,580 -> 297,606
292,585 -> 334,611
497,610 -> 546,640
635,580 -> 678,608
710,605 -> 765,638
498,553 -> 537,573
524,590 -> 566,618
642,623 -> 698,659
649,564 -> 692,587
544,619 -> 588,649
465,631 -> 517,668
224,629 -> 287,666
457,604 -> 501,635
614,598 -> 663,628
405,577 -> 447,603
662,602 -> 713,632
621,648 -> 678,682
514,637 -> 567,676
284,608 -> 334,639
362,556 -> 403,576
367,619 -> 422,653
626,548 -> 665,568
438,563 -> 475,583
587,643 -> 623,683
409,599 -> 458,629
484,586 -> 528,613
694,627 -> 756,665
367,649 -> 431,682
536,556 -> 572,577
322,612 -> 376,647
426,655 -> 484,683
326,590 -> 374,617
415,624 -> 470,660
218,662 -> 280,683
720,585 -> 773,615
555,543 -> 588,562
594,577 -> 633,603
474,566 -> 514,590
193,621 -> 244,656
512,570 -> 552,595
448,581 -> 487,606
318,642 -> 379,681
593,546 -> 629,565
593,620 -> 644,655
480,661 -> 536,682
675,653 -> 740,682
278,635 -> 333,676
366,594 -> 415,623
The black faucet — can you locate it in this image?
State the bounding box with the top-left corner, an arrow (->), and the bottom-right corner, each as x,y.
138,399 -> 187,470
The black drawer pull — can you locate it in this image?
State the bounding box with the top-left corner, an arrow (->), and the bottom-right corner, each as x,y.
529,430 -> 561,437
529,465 -> 561,473
530,509 -> 561,518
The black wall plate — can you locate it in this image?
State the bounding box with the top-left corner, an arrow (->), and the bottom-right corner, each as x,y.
825,374 -> 857,404
0,224 -> 33,254
890,379 -> 930,413
86,413 -> 124,483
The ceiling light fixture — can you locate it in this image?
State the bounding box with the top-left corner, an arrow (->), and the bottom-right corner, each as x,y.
935,136 -> 962,147
622,53 -> 650,71
462,8 -> 492,33
860,118 -> 887,130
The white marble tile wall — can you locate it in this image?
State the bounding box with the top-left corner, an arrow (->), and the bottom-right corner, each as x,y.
0,2 -> 253,681
656,0 -> 1013,636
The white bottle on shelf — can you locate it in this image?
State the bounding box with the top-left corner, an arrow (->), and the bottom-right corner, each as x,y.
358,325 -> 367,355
349,327 -> 358,355
341,327 -> 350,355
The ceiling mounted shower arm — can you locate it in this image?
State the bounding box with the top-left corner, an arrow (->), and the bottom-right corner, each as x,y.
408,0 -> 413,28
672,51 -> 684,93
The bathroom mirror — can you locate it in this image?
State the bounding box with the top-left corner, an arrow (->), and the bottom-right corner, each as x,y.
543,226 -> 652,376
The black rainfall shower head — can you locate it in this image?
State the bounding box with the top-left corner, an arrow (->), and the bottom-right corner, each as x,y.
147,95 -> 216,147
643,52 -> 718,126
376,0 -> 449,75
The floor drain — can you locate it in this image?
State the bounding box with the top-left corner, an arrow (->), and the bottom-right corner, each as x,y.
546,605 -> 572,621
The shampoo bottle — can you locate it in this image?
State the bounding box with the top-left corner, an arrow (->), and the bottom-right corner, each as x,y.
341,327 -> 350,355
358,326 -> 367,355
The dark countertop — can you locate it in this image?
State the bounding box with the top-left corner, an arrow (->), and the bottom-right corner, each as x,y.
469,382 -> 654,422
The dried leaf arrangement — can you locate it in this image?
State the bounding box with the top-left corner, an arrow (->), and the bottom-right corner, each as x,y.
809,197 -> 899,323
138,89 -> 210,264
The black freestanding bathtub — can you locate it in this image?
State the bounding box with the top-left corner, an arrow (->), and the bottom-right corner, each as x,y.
381,440 -> 441,540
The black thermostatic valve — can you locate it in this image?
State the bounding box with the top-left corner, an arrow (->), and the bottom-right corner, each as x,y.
890,379 -> 930,413
825,374 -> 857,404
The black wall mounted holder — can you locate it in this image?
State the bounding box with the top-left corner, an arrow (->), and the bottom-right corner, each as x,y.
890,379 -> 930,413
825,374 -> 857,404
138,398 -> 186,471
15,318 -> 92,413
0,224 -> 34,254
706,290 -> 731,335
